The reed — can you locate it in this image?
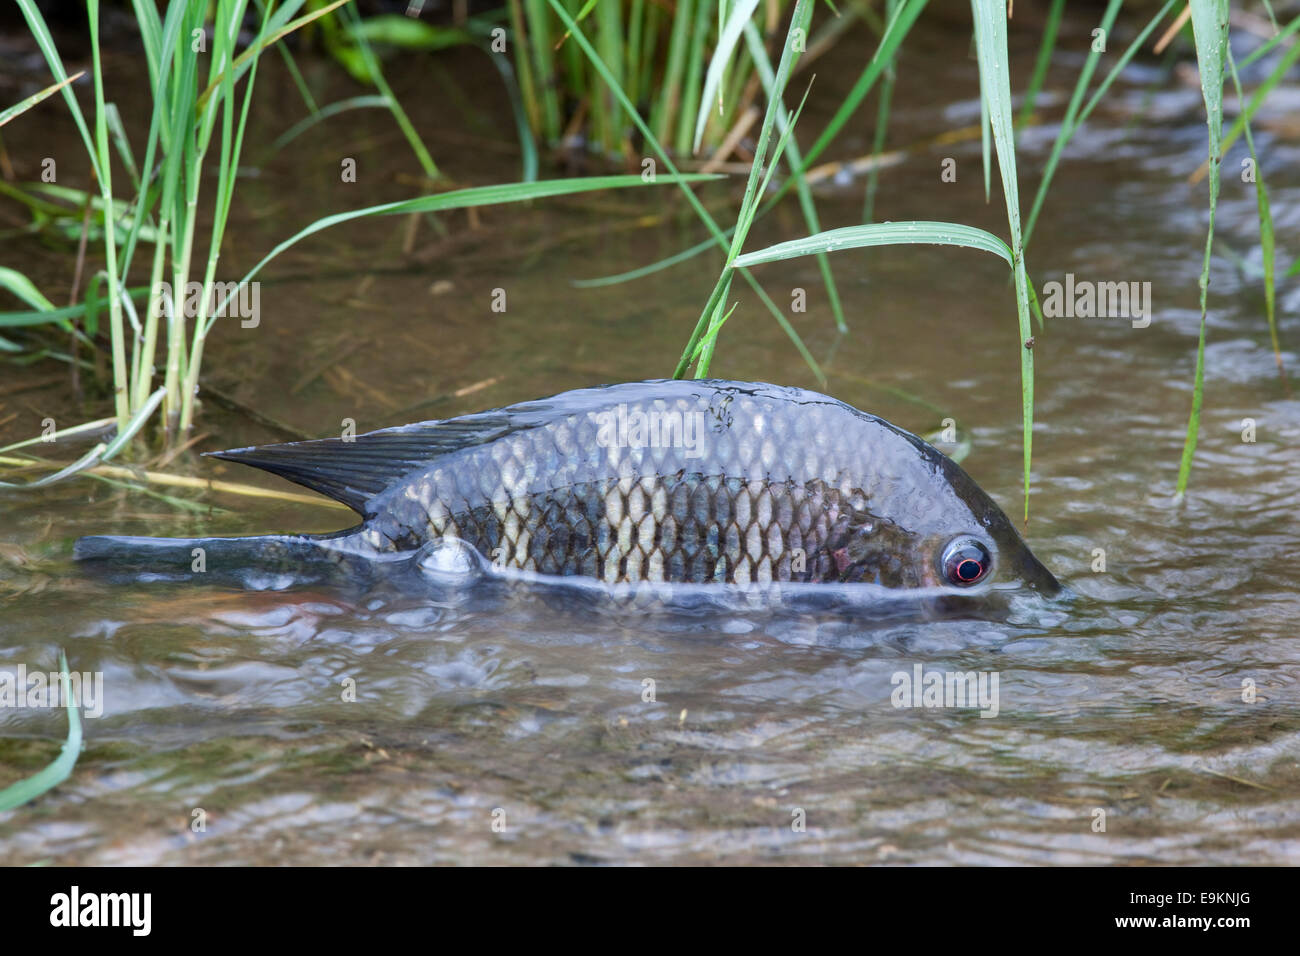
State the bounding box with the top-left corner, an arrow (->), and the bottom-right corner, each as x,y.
1,0 -> 1294,514
0,1 -> 713,492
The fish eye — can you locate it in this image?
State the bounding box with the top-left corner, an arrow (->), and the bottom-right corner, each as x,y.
940,537 -> 993,587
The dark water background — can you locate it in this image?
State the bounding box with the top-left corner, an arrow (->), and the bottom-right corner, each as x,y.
1,4 -> 1298,863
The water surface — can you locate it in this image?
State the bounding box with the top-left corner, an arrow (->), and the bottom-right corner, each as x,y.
1,8 -> 1297,864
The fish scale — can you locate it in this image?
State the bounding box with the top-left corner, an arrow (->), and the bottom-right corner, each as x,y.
375,388 -> 901,583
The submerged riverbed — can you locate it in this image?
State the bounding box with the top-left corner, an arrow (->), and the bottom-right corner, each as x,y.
1,5 -> 1298,864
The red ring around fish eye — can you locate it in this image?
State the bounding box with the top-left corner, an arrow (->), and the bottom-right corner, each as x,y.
940,537 -> 992,587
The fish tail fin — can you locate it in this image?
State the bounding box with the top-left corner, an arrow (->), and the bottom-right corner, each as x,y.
73,531 -> 367,586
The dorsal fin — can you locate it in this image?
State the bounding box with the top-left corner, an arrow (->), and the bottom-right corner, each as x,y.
205,413 -> 524,516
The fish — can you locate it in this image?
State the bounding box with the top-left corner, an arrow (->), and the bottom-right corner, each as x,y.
74,380 -> 1060,595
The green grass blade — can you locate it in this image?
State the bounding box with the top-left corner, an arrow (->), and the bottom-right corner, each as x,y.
1175,0 -> 1229,499
1226,48 -> 1286,392
801,0 -> 926,173
0,71 -> 84,127
1017,0 -> 1064,131
674,0 -> 712,155
485,50 -> 540,183
341,4 -> 440,180
87,0 -> 130,429
268,95 -> 389,153
1021,0 -> 1123,253
1239,11 -> 1300,69
196,0 -> 335,110
0,653 -> 82,813
1076,0 -> 1177,128
573,235 -> 722,288
1019,0 -> 1123,252
973,1 -> 991,203
0,266 -> 58,312
544,0 -> 822,383
0,284 -> 153,328
734,221 -> 1013,268
1213,38 -> 1300,176
743,23 -> 845,332
864,0 -> 901,223
651,0 -> 694,143
268,6 -> 319,114
15,1 -> 101,179
0,387 -> 165,488
210,174 -> 719,332
579,0 -> 927,290
972,0 -> 1035,519
694,0 -> 761,153
688,0 -> 815,378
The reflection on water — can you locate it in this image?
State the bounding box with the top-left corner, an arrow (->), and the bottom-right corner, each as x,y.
2,9 -> 1299,864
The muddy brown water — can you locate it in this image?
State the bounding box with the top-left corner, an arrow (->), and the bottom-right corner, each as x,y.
1,8 -> 1298,864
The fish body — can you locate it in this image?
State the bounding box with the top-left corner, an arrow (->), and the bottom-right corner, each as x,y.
76,380 -> 1059,595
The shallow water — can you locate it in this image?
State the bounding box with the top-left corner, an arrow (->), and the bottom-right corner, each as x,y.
1,6 -> 1298,864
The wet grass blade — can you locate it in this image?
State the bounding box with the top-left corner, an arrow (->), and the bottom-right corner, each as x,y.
0,387 -> 165,488
0,654 -> 82,813
687,0 -> 816,378
973,0 -> 990,203
268,95 -> 389,153
196,0 -> 346,110
972,0 -> 1035,519
1077,0 -> 1178,128
1238,11 -> 1300,69
0,417 -> 114,456
694,0 -> 761,154
576,0 -> 927,291
743,22 -> 845,333
1175,0 -> 1229,500
0,71 -> 84,128
674,0 -> 712,156
801,0 -> 926,173
1022,0 -> 1123,253
733,222 -> 1014,269
1226,49 -> 1286,393
1017,0 -> 1064,132
213,174 -> 719,332
340,3 -> 440,181
864,0 -> 901,223
1192,35 -> 1300,185
544,0 -> 822,384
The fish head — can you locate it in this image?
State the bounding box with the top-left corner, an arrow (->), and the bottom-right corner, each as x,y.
910,441 -> 1061,597
905,518 -> 1062,597
832,422 -> 1061,597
